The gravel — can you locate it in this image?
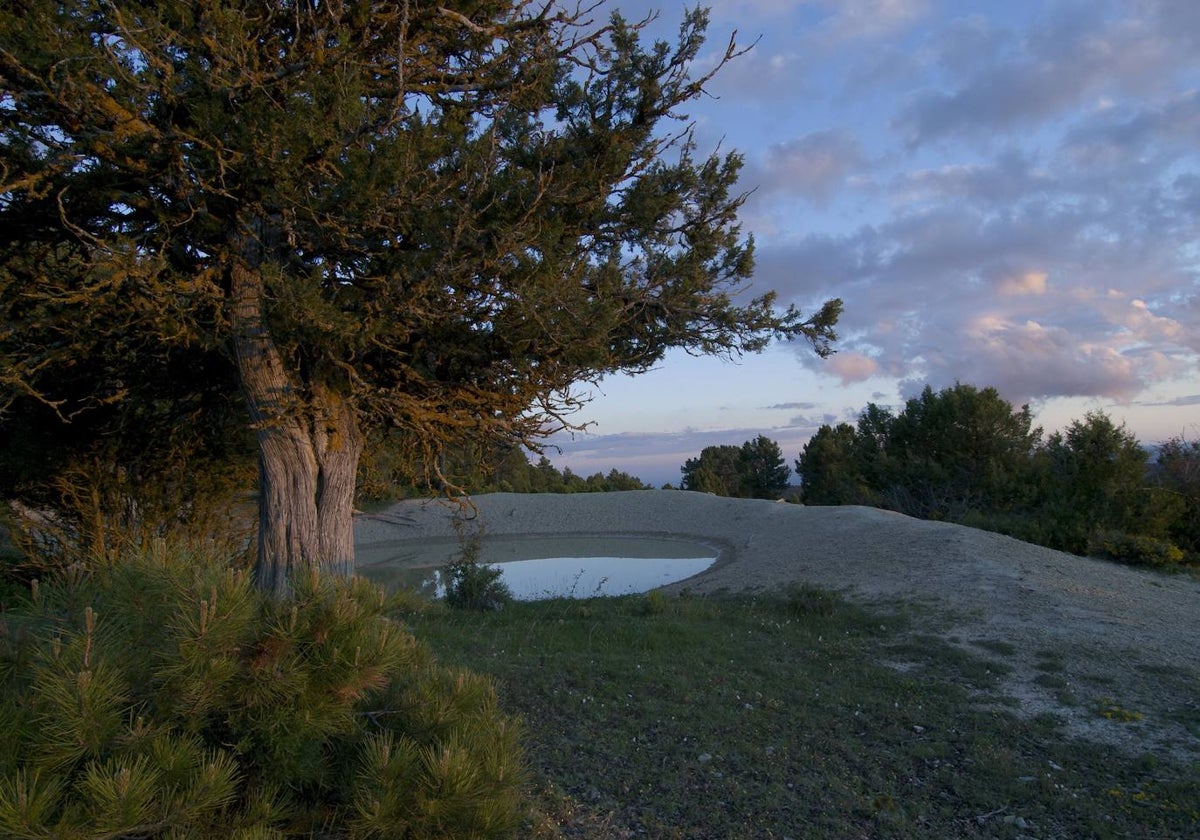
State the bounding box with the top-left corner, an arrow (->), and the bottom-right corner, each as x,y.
356,490 -> 1200,761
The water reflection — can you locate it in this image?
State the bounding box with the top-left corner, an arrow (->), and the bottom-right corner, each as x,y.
487,554 -> 716,600
356,535 -> 718,600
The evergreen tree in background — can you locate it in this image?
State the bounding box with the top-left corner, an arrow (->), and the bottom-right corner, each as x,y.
738,434 -> 790,499
1154,435 -> 1200,558
681,445 -> 743,496
680,436 -> 790,499
797,383 -> 1039,518
795,423 -> 872,505
796,384 -> 1193,567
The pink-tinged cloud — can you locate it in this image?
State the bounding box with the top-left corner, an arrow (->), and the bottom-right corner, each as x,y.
997,270 -> 1049,296
827,352 -> 880,383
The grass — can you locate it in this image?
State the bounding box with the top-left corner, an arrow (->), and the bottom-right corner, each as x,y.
394,587 -> 1200,839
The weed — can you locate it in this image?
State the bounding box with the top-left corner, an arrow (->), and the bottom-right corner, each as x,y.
783,583 -> 838,617
1097,698 -> 1145,723
640,589 -> 667,615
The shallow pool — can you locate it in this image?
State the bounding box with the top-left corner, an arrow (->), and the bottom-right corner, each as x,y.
356,534 -> 719,599
487,554 -> 716,599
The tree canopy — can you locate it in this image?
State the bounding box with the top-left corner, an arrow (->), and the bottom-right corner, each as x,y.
796,383 -> 1194,567
0,1 -> 839,595
681,435 -> 790,499
797,383 -> 1040,518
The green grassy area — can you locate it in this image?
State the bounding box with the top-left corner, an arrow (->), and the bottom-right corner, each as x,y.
396,588 -> 1200,839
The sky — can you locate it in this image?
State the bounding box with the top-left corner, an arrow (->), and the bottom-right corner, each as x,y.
542,0 -> 1200,488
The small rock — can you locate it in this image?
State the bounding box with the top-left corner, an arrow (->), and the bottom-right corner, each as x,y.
698,753 -> 712,763
913,725 -> 926,734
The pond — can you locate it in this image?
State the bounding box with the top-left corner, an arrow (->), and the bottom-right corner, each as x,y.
356,534 -> 719,600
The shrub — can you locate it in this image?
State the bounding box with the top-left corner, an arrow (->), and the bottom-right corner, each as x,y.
1086,530 -> 1186,568
0,545 -> 525,838
441,531 -> 511,611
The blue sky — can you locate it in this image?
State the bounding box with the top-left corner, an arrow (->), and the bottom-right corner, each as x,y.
544,0 -> 1200,487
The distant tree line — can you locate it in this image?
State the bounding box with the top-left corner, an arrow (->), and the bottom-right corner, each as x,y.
795,383 -> 1200,568
358,438 -> 651,499
679,435 -> 792,499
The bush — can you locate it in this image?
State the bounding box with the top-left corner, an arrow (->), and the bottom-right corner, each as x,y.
1086,530 -> 1186,568
441,557 -> 511,611
440,528 -> 511,611
0,545 -> 525,838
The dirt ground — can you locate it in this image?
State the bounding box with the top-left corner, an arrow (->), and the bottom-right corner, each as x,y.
356,490 -> 1200,764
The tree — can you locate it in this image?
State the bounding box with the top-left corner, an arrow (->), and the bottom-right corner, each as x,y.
881,384 -> 1040,518
1155,435 -> 1200,559
681,444 -> 743,495
797,385 -> 1038,516
1033,411 -> 1160,553
0,2 -> 840,596
796,422 -> 872,505
680,435 -> 789,499
739,434 -> 790,499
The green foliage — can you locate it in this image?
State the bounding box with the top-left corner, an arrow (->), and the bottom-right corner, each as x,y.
1154,435 -> 1200,561
798,384 -> 1040,517
1086,530 -> 1185,568
360,441 -> 654,500
795,423 -> 877,506
441,533 -> 512,612
796,384 -> 1193,569
1031,412 -> 1166,555
681,445 -> 742,496
0,346 -> 256,578
0,547 -> 525,838
680,435 -> 790,498
738,435 -> 792,499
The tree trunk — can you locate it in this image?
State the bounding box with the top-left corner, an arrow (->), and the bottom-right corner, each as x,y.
229,260 -> 362,599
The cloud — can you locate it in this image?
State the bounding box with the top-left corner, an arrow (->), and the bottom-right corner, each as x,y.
995,269 -> 1048,297
826,352 -> 880,383
810,0 -> 931,43
1140,393 -> 1200,407
892,4 -> 1188,146
759,152 -> 1199,405
545,422 -> 832,485
762,401 -> 820,410
754,130 -> 868,205
1061,89 -> 1200,170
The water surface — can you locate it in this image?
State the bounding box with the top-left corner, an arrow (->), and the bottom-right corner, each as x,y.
356,534 -> 719,599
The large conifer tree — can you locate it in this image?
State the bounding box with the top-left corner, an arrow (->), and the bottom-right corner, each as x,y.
0,1 -> 839,596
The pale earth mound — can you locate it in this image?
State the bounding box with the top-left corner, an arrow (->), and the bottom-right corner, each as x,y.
355,490 -> 1200,764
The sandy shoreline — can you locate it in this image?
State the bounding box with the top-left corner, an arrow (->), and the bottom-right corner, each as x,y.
355,490 -> 1200,760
